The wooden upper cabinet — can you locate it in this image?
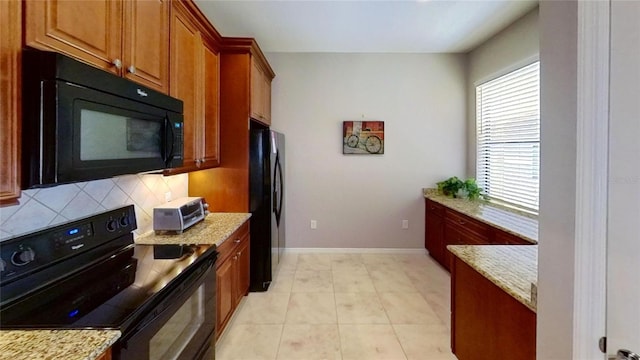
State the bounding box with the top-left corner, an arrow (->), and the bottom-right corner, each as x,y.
169,5 -> 199,172
202,42 -> 221,167
0,0 -> 22,206
165,0 -> 220,174
250,57 -> 273,126
122,0 -> 170,93
250,58 -> 263,120
24,0 -> 169,93
24,0 -> 122,74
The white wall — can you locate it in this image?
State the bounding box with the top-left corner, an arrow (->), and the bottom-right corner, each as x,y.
538,1 -> 578,358
266,53 -> 466,249
0,174 -> 189,241
466,7 -> 539,176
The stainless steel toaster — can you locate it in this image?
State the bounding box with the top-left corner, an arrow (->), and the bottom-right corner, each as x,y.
153,197 -> 207,234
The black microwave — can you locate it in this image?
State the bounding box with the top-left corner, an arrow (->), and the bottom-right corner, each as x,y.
22,49 -> 184,189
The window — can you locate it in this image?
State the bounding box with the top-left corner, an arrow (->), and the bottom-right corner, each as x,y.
476,61 -> 540,212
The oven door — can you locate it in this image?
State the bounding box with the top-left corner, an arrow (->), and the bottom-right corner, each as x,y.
114,253 -> 216,360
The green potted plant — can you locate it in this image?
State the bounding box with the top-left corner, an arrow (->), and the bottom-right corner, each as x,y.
436,176 -> 483,200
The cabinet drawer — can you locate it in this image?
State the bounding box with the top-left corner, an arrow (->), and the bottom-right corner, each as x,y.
425,198 -> 445,217
445,210 -> 491,242
445,221 -> 491,246
495,229 -> 531,245
216,221 -> 250,266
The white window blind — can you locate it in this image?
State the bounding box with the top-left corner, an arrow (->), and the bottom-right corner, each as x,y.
476,61 -> 540,212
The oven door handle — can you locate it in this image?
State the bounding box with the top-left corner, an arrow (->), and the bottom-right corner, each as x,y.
119,254 -> 216,348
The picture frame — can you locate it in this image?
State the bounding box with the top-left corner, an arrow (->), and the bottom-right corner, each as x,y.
343,121 -> 384,154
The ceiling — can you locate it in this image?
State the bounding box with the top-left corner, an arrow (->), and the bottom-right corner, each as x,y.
194,0 -> 538,53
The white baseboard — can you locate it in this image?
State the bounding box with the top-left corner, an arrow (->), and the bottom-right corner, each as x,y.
283,248 -> 427,255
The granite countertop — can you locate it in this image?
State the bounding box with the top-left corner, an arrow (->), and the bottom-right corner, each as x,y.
423,188 -> 538,243
135,212 -> 251,246
0,330 -> 120,360
448,245 -> 538,312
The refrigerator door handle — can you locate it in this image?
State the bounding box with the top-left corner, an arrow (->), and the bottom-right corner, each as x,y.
273,152 -> 284,225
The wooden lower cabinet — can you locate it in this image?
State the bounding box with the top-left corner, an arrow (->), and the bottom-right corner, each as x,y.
96,348 -> 112,360
451,258 -> 536,359
215,221 -> 250,339
495,228 -> 531,245
425,198 -> 533,271
425,202 -> 445,267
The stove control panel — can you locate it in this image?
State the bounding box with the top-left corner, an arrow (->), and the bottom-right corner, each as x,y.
0,205 -> 136,285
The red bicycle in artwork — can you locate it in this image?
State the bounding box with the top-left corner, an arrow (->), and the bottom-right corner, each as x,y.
343,121 -> 384,154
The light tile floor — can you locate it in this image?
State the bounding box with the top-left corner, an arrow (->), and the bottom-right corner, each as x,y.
216,252 -> 458,360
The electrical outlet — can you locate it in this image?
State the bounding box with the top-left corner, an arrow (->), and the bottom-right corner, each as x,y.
402,220 -> 409,229
165,192 -> 172,202
310,220 -> 317,229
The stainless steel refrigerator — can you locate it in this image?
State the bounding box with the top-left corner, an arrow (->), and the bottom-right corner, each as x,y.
249,122 -> 285,292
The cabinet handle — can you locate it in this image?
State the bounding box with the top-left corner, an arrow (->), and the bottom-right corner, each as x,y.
233,256 -> 237,260
236,251 -> 241,257
458,220 -> 466,225
113,59 -> 122,69
127,65 -> 136,74
234,239 -> 241,243
195,159 -> 201,166
430,206 -> 436,210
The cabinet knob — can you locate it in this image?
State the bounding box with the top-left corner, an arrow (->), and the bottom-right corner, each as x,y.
195,159 -> 201,166
236,251 -> 241,257
128,65 -> 136,74
113,59 -> 122,69
233,256 -> 237,260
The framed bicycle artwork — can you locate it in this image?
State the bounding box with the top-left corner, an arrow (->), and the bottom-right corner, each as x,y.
343,121 -> 384,154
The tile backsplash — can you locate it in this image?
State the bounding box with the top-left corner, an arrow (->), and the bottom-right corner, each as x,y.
0,173 -> 189,241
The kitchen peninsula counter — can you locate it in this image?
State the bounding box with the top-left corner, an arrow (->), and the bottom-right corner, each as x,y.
0,329 -> 120,360
449,244 -> 537,359
135,212 -> 251,246
423,188 -> 538,243
448,244 -> 537,311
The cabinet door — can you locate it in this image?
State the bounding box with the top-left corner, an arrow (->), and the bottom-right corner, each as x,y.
0,0 -> 21,206
201,41 -> 220,167
262,75 -> 272,125
443,223 -> 460,272
122,0 -> 169,93
250,58 -> 264,122
96,348 -> 112,360
24,0 -> 122,74
235,234 -> 250,305
216,257 -> 235,337
169,3 -> 200,173
425,213 -> 444,265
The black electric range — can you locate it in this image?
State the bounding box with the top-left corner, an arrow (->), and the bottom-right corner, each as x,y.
0,205 -> 218,360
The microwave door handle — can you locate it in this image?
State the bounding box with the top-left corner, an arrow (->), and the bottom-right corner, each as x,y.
164,114 -> 175,166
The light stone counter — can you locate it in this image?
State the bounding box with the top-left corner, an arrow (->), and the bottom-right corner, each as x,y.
423,188 -> 538,243
448,245 -> 538,312
0,329 -> 120,360
135,212 -> 251,246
